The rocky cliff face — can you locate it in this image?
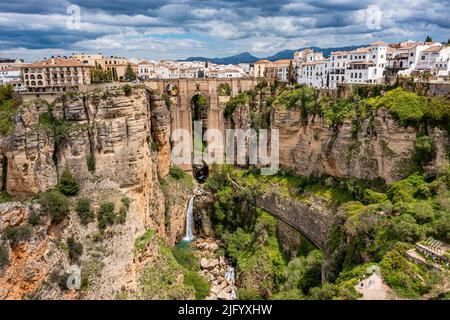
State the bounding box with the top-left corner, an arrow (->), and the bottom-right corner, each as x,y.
0,87 -> 191,299
226,88 -> 449,184
272,108 -> 449,183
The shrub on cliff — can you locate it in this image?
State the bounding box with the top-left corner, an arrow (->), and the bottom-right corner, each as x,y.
86,154 -> 95,172
39,190 -> 70,224
4,224 -> 33,246
0,243 -> 9,268
172,246 -> 199,271
224,93 -> 249,118
123,84 -> 132,96
183,270 -> 210,300
0,84 -> 21,136
169,165 -> 187,180
67,236 -> 83,263
414,135 -> 436,165
76,198 -> 94,225
57,169 -> 79,196
97,202 -> 115,231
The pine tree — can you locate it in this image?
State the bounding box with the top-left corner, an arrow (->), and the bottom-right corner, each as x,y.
425,35 -> 433,42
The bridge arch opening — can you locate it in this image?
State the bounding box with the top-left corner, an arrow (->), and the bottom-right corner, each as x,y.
191,93 -> 209,182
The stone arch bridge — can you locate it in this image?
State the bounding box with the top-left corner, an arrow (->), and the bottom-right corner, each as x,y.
144,78 -> 265,139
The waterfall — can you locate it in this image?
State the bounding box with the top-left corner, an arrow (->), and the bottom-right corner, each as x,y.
182,196 -> 195,242
225,266 -> 237,300
225,266 -> 235,282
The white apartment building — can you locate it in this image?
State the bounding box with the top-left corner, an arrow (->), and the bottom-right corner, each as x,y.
414,45 -> 450,79
22,57 -> 92,93
138,61 -> 157,79
345,42 -> 387,84
0,67 -> 25,91
328,51 -> 349,89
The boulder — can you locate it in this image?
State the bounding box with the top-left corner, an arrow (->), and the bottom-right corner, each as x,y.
217,290 -> 231,300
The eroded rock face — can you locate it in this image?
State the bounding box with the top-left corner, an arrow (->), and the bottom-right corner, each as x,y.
0,87 -> 191,300
150,95 -> 171,178
272,108 -> 449,184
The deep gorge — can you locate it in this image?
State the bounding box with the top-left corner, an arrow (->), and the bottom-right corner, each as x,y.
0,81 -> 449,300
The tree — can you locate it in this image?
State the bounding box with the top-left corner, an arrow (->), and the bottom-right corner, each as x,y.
124,63 -> 137,81
76,198 -> 94,225
288,60 -> 296,85
67,236 -> 83,263
425,35 -> 433,42
91,66 -> 112,84
57,169 -> 79,196
97,202 -> 116,231
123,84 -> 132,96
39,190 -> 70,224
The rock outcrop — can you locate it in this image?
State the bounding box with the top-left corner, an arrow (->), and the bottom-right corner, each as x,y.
0,87 -> 191,299
272,108 -> 450,183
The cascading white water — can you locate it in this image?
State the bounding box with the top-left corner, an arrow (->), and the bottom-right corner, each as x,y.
225,266 -> 237,300
182,196 -> 195,242
225,266 -> 235,282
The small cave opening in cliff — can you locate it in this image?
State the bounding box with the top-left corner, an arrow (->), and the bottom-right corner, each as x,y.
191,93 -> 209,183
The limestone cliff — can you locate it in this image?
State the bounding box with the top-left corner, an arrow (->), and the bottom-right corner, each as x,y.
272,108 -> 449,183
0,86 -> 191,300
226,87 -> 450,183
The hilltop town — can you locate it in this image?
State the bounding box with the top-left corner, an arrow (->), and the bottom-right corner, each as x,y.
1,39 -> 449,96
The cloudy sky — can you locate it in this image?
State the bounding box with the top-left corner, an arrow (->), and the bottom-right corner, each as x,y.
0,0 -> 449,61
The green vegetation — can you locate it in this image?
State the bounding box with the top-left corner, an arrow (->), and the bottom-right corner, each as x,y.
224,92 -> 249,118
0,192 -> 13,204
121,196 -> 131,209
137,242 -> 196,300
0,243 -> 8,268
161,94 -> 172,108
86,154 -> 96,172
183,270 -> 210,300
123,84 -> 132,96
4,224 -> 33,246
218,83 -> 231,96
134,229 -> 155,252
76,198 -> 94,225
0,84 -> 21,136
117,206 -> 127,224
124,64 -> 137,81
39,190 -> 70,224
67,236 -> 83,263
414,135 -> 436,165
169,165 -> 188,180
56,169 -> 79,196
91,66 -> 112,84
172,246 -> 200,271
97,202 -> 115,231
205,164 -> 450,300
38,107 -> 71,148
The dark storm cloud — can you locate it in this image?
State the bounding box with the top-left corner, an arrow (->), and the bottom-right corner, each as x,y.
0,0 -> 449,60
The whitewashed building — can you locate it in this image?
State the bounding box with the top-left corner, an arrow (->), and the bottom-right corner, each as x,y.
0,67 -> 25,91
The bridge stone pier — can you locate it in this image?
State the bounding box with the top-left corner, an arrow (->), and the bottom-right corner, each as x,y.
145,78 -> 264,170
145,78 -> 262,132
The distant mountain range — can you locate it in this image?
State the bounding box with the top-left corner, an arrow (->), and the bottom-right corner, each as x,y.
181,45 -> 366,64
